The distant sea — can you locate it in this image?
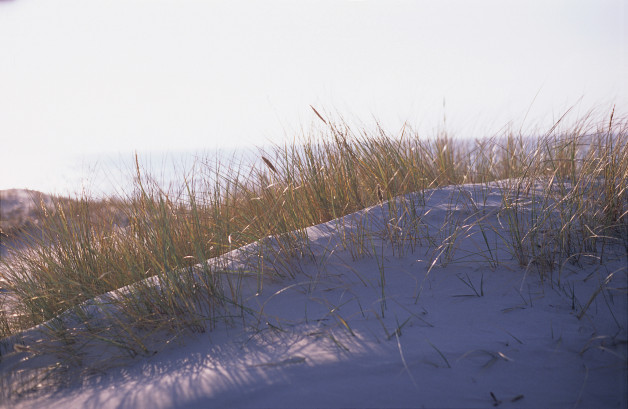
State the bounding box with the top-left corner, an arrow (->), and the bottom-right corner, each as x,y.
2,130 -> 620,199
0,147 -> 260,199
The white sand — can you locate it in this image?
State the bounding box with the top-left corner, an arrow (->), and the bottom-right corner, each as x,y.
2,183 -> 626,408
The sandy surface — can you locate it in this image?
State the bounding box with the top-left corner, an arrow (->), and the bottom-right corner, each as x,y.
1,183 -> 626,408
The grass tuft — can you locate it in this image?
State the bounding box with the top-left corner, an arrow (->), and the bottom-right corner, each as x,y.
0,107 -> 626,397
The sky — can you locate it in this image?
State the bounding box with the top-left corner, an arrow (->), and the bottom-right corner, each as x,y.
0,0 -> 626,193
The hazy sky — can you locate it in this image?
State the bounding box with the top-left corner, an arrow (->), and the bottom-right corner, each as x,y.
0,0 -> 626,192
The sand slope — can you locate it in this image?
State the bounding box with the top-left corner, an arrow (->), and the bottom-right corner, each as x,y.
2,184 -> 626,408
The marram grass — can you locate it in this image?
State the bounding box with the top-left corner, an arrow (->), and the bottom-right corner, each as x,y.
0,108 -> 626,396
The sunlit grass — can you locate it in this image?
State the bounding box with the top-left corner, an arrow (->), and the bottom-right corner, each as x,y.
0,107 -> 626,397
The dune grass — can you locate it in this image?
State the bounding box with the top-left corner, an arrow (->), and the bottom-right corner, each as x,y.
0,107 -> 626,396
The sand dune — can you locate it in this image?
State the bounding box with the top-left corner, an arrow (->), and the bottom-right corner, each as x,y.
1,183 -> 626,408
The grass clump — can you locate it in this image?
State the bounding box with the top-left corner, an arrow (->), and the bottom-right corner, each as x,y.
0,107 -> 626,396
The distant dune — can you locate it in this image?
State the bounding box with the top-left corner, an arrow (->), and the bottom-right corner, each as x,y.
0,189 -> 56,259
1,189 -> 54,232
